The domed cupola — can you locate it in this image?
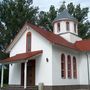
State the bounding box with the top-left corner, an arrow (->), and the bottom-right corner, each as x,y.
53,9 -> 82,43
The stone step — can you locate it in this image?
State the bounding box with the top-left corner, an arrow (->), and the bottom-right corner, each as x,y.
1,86 -> 38,90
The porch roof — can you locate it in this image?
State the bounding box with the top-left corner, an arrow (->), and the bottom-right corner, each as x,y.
0,50 -> 43,64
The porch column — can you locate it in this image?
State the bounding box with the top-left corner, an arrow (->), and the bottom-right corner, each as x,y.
1,65 -> 4,88
24,61 -> 27,89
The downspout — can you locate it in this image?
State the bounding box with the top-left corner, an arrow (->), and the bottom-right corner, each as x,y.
86,52 -> 90,89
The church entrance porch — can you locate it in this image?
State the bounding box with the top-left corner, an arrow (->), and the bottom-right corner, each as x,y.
0,50 -> 43,89
21,60 -> 35,86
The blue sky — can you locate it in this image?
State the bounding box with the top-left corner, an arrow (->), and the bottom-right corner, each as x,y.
32,0 -> 90,20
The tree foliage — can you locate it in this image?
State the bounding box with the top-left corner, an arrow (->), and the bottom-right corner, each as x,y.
0,0 -> 38,51
67,3 -> 90,39
38,2 -> 90,39
37,5 -> 57,31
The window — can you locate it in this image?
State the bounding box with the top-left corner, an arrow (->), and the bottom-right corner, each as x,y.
67,55 -> 72,78
57,23 -> 60,32
73,57 -> 77,79
66,22 -> 69,31
26,32 -> 31,52
74,23 -> 76,33
61,54 -> 66,78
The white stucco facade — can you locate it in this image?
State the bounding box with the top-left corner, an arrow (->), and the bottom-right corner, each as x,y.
54,21 -> 78,35
9,63 -> 21,85
5,9 -> 90,88
9,26 -> 53,86
52,45 -> 80,85
53,20 -> 82,43
60,33 -> 82,43
6,24 -> 90,87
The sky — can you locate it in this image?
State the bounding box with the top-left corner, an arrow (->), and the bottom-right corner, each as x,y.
32,0 -> 90,20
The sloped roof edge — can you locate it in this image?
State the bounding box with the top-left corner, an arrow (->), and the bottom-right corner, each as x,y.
6,22 -> 90,52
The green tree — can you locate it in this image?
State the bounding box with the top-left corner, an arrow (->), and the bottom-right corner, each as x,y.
67,3 -> 90,39
37,5 -> 57,31
37,11 -> 49,30
0,0 -> 38,51
67,3 -> 75,15
38,2 -> 90,39
47,5 -> 57,31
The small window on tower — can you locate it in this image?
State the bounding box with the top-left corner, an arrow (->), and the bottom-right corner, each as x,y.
66,22 -> 69,31
57,23 -> 60,32
74,23 -> 76,33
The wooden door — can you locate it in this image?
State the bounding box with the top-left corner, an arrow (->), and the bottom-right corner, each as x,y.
27,60 -> 35,86
21,60 -> 35,86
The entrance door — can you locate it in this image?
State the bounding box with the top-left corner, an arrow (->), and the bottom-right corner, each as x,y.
21,60 -> 35,86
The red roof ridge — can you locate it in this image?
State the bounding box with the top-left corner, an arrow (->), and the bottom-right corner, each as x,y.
27,23 -> 68,41
27,23 -> 79,50
6,22 -> 90,52
75,39 -> 90,43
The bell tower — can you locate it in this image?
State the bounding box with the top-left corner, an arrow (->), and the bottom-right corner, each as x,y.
53,9 -> 82,43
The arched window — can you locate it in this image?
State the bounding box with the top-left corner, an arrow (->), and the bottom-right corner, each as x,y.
67,55 -> 72,78
73,57 -> 77,79
26,32 -> 31,52
57,23 -> 60,32
66,22 -> 69,31
61,54 -> 66,78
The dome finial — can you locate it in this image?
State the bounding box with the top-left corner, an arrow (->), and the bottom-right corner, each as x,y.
62,1 -> 66,10
58,1 -> 66,13
63,1 -> 66,5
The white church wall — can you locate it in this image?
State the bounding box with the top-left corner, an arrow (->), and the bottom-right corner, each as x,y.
86,52 -> 90,85
53,21 -> 65,34
52,45 -> 80,85
79,53 -> 88,85
53,21 -> 78,35
70,33 -> 82,43
53,20 -> 82,43
9,26 -> 53,86
27,27 -> 53,85
60,33 -> 82,43
9,30 -> 29,85
9,63 -> 21,85
10,30 -> 27,57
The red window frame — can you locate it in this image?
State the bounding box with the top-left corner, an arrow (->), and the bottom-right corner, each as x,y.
61,54 -> 66,79
67,55 -> 72,79
26,32 -> 31,52
73,57 -> 77,79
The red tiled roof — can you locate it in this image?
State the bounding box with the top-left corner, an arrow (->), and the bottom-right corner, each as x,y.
27,23 -> 78,50
0,50 -> 43,63
75,39 -> 90,51
6,22 -> 90,52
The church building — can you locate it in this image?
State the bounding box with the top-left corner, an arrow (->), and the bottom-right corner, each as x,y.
0,9 -> 90,90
